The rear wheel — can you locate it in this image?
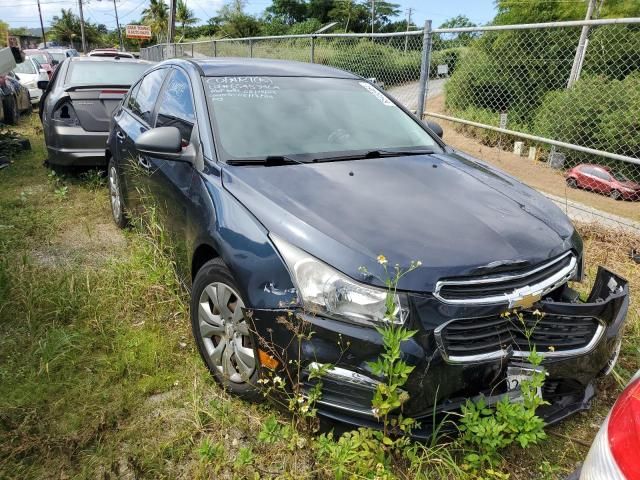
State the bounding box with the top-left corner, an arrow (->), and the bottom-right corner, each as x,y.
108,159 -> 128,228
191,258 -> 260,399
610,189 -> 622,201
566,177 -> 578,189
2,95 -> 19,125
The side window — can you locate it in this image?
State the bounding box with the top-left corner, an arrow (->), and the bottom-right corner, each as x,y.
127,81 -> 141,112
155,69 -> 196,142
131,69 -> 167,125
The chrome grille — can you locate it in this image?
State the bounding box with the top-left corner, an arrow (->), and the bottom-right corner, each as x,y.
435,312 -> 604,363
434,251 -> 578,306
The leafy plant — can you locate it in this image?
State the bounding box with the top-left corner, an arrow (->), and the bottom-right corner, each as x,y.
459,310 -> 548,471
198,438 -> 224,462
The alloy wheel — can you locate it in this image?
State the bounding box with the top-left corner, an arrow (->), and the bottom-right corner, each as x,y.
109,166 -> 122,222
198,282 -> 255,383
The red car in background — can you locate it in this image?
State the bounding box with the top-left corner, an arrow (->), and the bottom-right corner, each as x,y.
24,49 -> 55,78
566,164 -> 640,201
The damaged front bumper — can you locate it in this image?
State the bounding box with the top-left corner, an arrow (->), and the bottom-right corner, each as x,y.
249,267 -> 628,438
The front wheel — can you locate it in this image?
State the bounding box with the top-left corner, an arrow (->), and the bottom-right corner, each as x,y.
610,189 -> 622,201
191,258 -> 261,399
566,177 -> 578,189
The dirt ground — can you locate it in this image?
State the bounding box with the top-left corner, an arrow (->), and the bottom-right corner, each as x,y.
426,94 -> 640,224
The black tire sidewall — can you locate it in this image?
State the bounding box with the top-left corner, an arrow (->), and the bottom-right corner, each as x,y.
191,258 -> 261,399
567,177 -> 577,188
610,190 -> 622,200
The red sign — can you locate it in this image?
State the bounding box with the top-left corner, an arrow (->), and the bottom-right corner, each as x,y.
125,25 -> 152,40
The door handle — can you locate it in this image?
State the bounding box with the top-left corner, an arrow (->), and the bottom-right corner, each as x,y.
115,130 -> 125,141
138,155 -> 151,170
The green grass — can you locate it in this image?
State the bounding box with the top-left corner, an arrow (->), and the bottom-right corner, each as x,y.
0,115 -> 638,479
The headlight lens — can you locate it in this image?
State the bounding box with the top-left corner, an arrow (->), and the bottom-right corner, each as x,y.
271,234 -> 404,326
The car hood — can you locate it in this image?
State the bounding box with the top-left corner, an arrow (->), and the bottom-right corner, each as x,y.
221,151 -> 578,292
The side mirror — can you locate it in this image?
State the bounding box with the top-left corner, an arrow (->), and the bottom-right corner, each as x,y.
135,126 -> 192,162
426,120 -> 444,139
51,60 -> 59,66
37,80 -> 49,90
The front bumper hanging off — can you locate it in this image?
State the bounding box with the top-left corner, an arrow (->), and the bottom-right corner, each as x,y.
249,267 -> 629,437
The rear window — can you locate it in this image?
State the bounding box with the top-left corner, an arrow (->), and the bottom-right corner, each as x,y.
66,61 -> 149,86
50,52 -> 67,63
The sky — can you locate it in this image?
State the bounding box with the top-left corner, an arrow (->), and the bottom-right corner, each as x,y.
1,0 -> 497,33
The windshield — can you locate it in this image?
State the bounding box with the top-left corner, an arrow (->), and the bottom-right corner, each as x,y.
14,59 -> 37,75
30,54 -> 49,65
204,76 -> 440,162
66,61 -> 149,86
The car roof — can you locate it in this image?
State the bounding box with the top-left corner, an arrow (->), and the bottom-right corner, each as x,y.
190,58 -> 359,79
67,56 -> 151,65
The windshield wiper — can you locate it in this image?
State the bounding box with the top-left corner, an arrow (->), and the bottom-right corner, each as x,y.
226,155 -> 306,166
312,148 -> 436,163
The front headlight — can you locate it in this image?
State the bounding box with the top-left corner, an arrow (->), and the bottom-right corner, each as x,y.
271,234 -> 404,326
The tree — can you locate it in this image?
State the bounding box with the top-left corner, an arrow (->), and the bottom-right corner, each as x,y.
265,0 -> 308,25
433,15 -> 478,49
50,8 -> 101,46
142,0 -> 169,43
177,0 -> 199,39
329,0 -> 360,32
308,0 -> 334,24
215,0 -> 262,38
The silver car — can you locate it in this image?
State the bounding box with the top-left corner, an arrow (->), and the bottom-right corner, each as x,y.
40,56 -> 151,166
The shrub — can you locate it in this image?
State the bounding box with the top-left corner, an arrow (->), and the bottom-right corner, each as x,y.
533,73 -> 640,176
316,39 -> 421,87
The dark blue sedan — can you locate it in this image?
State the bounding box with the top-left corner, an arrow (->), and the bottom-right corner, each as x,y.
106,58 -> 628,434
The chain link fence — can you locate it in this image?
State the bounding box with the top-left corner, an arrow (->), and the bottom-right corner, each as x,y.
140,19 -> 640,237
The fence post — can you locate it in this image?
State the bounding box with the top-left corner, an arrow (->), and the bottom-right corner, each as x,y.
213,40 -> 217,57
249,39 -> 253,58
417,20 -> 433,118
310,35 -> 315,63
191,42 -> 194,58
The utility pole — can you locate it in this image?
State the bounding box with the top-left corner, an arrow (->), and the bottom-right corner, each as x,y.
113,0 -> 124,51
371,0 -> 375,36
567,0 -> 596,87
168,0 -> 177,44
36,0 -> 47,47
78,0 -> 87,52
404,7 -> 413,52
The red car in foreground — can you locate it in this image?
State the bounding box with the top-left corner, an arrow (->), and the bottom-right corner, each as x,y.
566,164 -> 640,200
575,370 -> 640,479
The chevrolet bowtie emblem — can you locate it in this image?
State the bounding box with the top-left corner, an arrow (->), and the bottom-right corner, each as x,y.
510,292 -> 542,309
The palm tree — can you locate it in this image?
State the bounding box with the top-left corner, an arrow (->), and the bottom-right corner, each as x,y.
142,0 -> 169,43
176,0 -> 198,40
50,8 -> 79,44
329,0 -> 358,32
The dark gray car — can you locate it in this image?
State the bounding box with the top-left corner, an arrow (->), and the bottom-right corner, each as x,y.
40,56 -> 151,166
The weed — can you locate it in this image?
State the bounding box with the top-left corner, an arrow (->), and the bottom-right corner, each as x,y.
198,438 -> 225,462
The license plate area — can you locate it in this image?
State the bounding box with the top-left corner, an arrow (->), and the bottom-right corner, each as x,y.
506,363 -> 545,402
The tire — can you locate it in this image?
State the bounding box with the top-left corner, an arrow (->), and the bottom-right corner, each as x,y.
191,258 -> 261,399
108,159 -> 128,228
566,177 -> 578,189
2,95 -> 19,125
610,189 -> 622,201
